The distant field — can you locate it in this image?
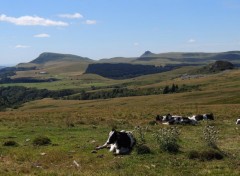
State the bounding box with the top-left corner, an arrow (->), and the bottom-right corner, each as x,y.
1,66 -> 198,90
0,68 -> 240,175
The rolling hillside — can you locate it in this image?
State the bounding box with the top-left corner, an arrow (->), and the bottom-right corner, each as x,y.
0,50 -> 239,89
30,52 -> 92,64
14,52 -> 94,78
97,50 -> 240,66
0,66 -> 240,175
134,51 -> 240,65
0,51 -> 240,175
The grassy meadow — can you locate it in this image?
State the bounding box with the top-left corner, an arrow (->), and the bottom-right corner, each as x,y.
0,68 -> 240,175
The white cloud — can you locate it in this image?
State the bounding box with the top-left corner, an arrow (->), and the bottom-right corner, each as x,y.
34,33 -> 50,38
15,45 -> 30,48
85,20 -> 97,25
58,13 -> 83,19
0,14 -> 68,26
188,39 -> 196,43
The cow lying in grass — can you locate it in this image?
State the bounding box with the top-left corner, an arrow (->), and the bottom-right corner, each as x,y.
156,114 -> 197,125
96,129 -> 136,155
236,119 -> 240,125
189,113 -> 214,121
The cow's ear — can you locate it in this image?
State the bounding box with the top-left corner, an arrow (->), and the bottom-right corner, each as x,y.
112,128 -> 116,132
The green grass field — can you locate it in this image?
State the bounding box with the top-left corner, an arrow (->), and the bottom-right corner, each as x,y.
0,68 -> 240,175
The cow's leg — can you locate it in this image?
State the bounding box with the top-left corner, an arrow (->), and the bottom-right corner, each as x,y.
115,148 -> 120,155
116,147 -> 130,155
96,142 -> 108,150
109,144 -> 116,152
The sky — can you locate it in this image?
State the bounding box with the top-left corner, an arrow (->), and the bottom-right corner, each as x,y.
0,0 -> 240,65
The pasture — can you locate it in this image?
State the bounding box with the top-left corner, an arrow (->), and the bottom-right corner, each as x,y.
0,69 -> 240,175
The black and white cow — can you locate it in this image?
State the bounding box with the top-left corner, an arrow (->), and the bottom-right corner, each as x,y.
189,113 -> 214,121
236,119 -> 240,125
160,114 -> 197,125
190,114 -> 203,121
96,129 -> 136,155
203,113 -> 214,120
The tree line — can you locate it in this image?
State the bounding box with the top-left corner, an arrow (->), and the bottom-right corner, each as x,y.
66,84 -> 200,100
0,86 -> 75,110
0,84 -> 200,110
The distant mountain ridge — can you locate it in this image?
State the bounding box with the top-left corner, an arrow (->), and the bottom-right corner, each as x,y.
28,51 -> 240,65
136,51 -> 240,64
1,50 -> 239,81
140,51 -> 157,57
30,52 -> 92,64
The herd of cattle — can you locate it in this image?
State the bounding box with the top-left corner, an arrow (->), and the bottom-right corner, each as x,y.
96,115 -> 240,155
155,113 -> 215,125
155,113 -> 240,125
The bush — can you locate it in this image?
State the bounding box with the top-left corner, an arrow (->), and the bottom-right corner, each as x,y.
33,136 -> 51,146
134,126 -> 148,145
3,140 -> 18,147
135,144 -> 151,154
187,150 -> 200,159
134,126 -> 151,154
188,149 -> 224,161
154,127 -> 180,153
203,125 -> 219,149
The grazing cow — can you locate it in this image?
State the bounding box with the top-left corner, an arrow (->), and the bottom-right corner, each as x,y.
236,119 -> 240,125
96,129 -> 136,155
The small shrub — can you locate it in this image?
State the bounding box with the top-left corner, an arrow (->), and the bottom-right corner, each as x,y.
187,150 -> 200,159
134,126 -> 148,145
154,127 -> 180,153
200,149 -> 224,161
203,125 -> 219,149
3,140 -> 18,147
187,149 -> 224,161
134,126 -> 151,154
33,136 -> 51,146
135,144 -> 151,154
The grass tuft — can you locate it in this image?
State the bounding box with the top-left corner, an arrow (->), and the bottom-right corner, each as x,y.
135,144 -> 151,154
32,136 -> 51,146
187,149 -> 224,161
3,140 -> 19,147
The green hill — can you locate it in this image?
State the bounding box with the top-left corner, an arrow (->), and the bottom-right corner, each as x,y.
13,53 -> 94,78
30,52 -> 92,64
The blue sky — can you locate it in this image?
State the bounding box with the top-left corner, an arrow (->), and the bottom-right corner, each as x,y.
0,0 -> 240,65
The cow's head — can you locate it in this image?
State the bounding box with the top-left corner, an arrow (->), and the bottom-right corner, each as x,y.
106,129 -> 118,144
